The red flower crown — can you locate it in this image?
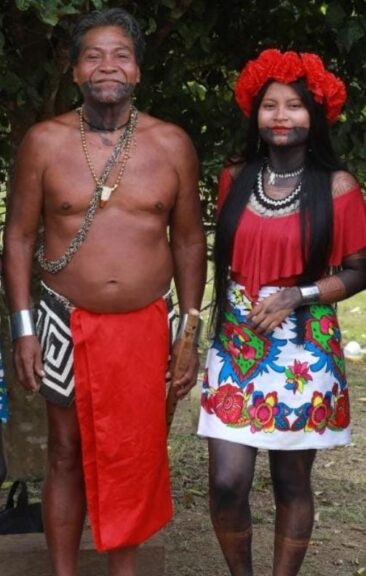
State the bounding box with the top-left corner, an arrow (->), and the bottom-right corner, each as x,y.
235,49 -> 347,123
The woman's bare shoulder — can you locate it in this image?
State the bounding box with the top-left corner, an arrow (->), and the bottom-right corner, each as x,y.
331,170 -> 360,197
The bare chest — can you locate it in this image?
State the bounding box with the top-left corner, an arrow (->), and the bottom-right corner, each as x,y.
42,135 -> 177,218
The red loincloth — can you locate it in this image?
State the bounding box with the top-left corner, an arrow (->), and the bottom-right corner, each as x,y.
70,298 -> 173,551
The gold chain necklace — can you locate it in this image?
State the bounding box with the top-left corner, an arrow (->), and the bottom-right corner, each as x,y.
79,105 -> 138,208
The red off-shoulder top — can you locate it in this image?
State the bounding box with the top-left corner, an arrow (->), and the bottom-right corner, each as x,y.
217,167 -> 366,300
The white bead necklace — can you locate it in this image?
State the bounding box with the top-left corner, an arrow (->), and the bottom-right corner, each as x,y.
249,164 -> 302,217
266,163 -> 304,185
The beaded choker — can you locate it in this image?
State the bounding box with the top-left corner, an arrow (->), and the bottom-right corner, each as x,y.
266,163 -> 304,185
250,164 -> 302,217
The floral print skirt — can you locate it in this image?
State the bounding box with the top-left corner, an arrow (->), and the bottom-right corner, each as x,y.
198,282 -> 351,450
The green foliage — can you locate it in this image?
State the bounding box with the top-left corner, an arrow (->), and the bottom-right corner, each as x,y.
0,0 -> 365,230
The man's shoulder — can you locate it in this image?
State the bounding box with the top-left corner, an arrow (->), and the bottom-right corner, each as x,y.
21,111 -> 77,150
138,112 -> 194,153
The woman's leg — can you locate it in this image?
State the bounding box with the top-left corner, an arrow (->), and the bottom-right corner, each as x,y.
269,449 -> 316,576
209,438 -> 257,576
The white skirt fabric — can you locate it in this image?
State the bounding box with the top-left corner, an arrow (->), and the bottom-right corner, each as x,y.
198,282 -> 351,450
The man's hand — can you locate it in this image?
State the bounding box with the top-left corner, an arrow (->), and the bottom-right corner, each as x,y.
169,339 -> 200,399
248,287 -> 302,334
13,335 -> 44,392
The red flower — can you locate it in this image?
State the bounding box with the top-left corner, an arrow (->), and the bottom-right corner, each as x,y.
332,389 -> 350,429
224,324 -> 256,360
323,72 -> 347,123
234,49 -> 346,123
305,392 -> 332,433
301,53 -> 326,103
213,384 -> 244,424
319,316 -> 341,357
272,51 -> 303,83
201,392 -> 215,414
248,391 -> 279,433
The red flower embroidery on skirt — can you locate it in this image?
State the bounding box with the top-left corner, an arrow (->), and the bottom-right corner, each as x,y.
305,392 -> 332,433
319,316 -> 341,357
213,384 -> 244,424
201,393 -> 215,414
249,391 -> 279,433
332,388 -> 350,429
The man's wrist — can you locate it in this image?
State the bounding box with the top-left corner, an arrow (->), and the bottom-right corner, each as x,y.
176,312 -> 202,346
10,309 -> 36,340
298,284 -> 320,306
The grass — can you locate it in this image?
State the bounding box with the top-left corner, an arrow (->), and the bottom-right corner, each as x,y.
338,291 -> 366,346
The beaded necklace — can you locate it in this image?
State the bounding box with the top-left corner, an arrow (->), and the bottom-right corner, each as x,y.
266,163 -> 304,185
249,164 -> 302,217
37,106 -> 138,273
79,104 -> 138,208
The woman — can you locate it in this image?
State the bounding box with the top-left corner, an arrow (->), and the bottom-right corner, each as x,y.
198,49 -> 366,575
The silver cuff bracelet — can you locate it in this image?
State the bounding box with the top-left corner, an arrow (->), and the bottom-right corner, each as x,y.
10,309 -> 36,340
299,284 -> 320,306
176,313 -> 202,346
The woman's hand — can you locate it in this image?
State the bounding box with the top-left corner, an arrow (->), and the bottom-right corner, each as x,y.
248,287 -> 302,334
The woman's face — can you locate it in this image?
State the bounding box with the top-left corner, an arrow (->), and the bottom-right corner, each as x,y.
257,81 -> 310,148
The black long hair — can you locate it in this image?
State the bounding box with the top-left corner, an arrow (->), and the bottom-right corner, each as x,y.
213,78 -> 345,338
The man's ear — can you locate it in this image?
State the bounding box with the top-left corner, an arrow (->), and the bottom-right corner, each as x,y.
136,66 -> 141,85
72,67 -> 79,85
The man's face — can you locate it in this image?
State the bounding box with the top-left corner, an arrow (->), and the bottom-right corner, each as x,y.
73,25 -> 141,105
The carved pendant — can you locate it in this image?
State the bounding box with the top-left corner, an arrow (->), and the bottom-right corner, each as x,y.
268,171 -> 276,185
100,185 -> 117,208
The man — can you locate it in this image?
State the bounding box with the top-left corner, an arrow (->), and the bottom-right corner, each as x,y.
3,8 -> 206,576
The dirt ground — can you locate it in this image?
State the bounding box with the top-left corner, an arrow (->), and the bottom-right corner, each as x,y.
166,361 -> 366,576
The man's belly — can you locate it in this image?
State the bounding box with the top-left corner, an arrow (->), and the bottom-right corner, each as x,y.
41,243 -> 174,313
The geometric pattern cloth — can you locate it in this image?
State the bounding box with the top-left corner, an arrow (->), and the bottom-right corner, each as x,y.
37,283 -> 75,407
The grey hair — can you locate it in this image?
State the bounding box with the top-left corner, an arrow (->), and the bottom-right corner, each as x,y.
70,8 -> 145,65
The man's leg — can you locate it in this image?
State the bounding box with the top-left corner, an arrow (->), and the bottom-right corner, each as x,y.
270,449 -> 316,576
107,547 -> 138,576
209,438 -> 257,576
0,423 -> 6,487
43,402 -> 86,576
